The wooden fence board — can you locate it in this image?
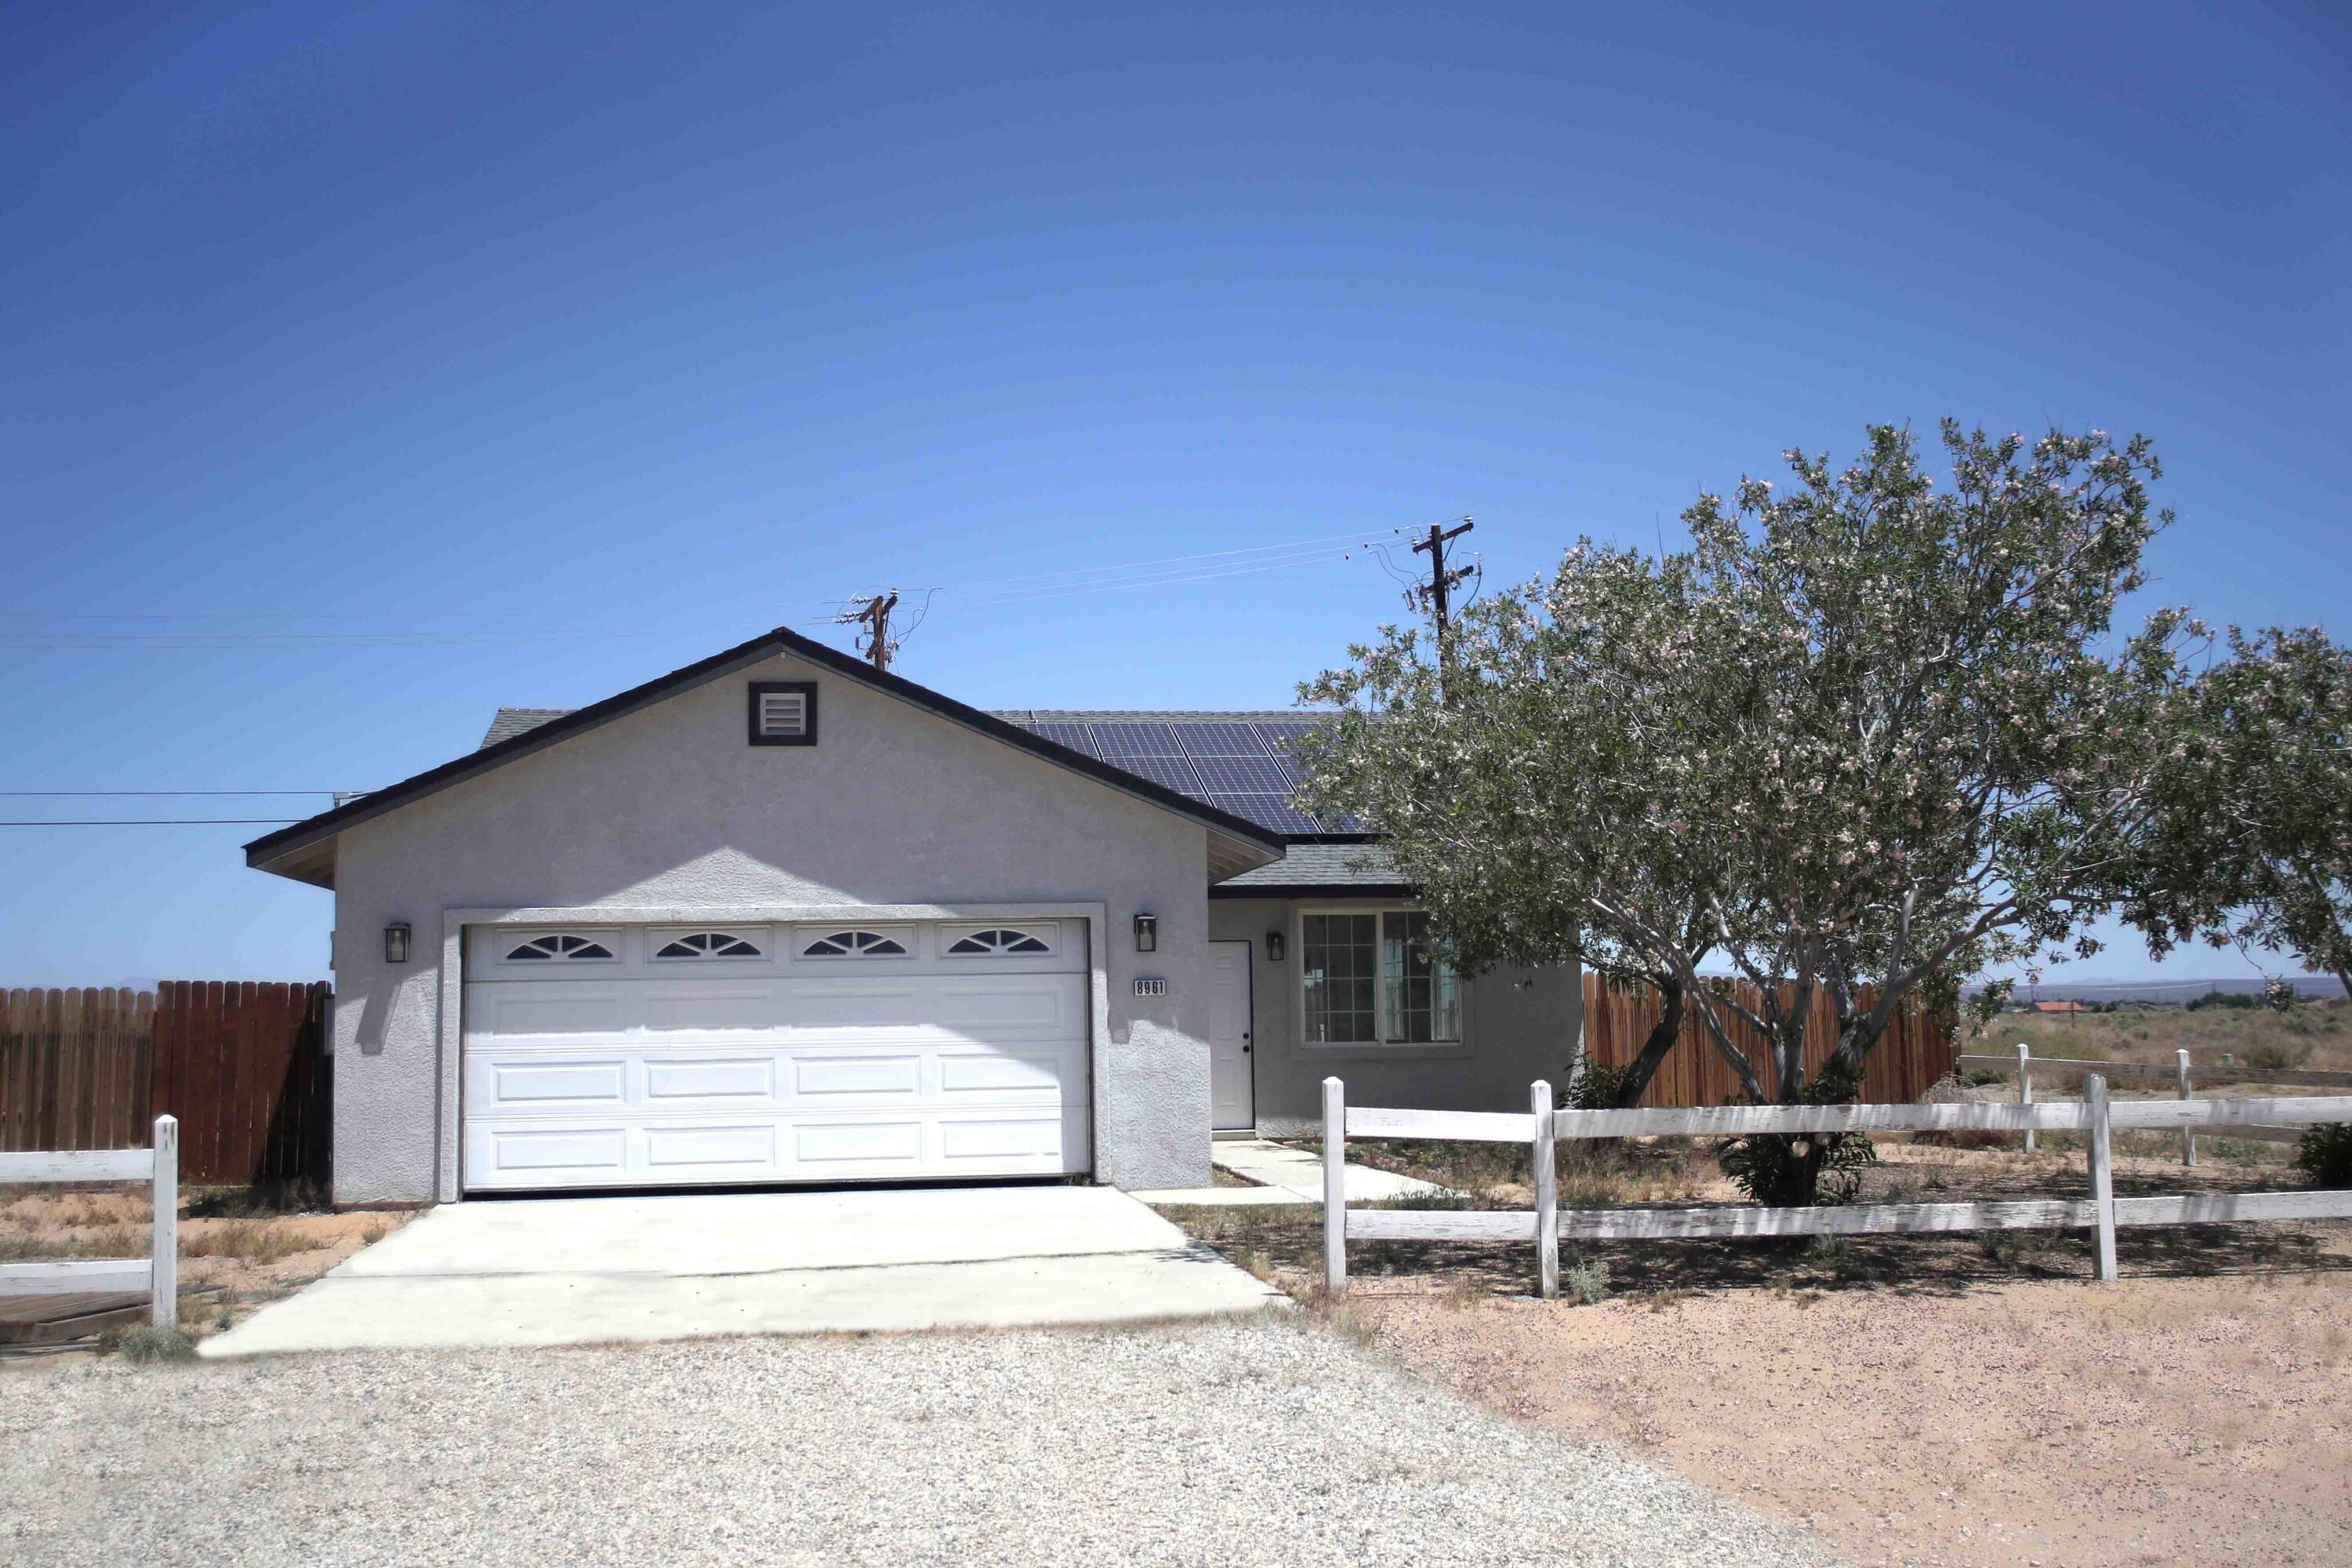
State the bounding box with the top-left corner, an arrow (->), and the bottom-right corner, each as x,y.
1580,974 -> 1956,1109
1,982 -> 328,1185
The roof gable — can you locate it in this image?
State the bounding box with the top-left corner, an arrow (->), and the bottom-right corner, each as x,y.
471,706 -> 1364,841
244,626 -> 1283,886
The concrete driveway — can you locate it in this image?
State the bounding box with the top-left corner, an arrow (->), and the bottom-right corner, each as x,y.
201,1185 -> 1284,1359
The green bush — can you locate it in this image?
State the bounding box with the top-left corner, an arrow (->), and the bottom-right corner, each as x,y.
1563,1258 -> 1610,1305
1562,1062 -> 1635,1111
2294,1123 -> 2352,1187
1717,1062 -> 1879,1206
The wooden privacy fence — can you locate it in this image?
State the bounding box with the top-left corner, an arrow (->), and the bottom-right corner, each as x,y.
1581,973 -> 1955,1107
1320,1075 -> 2352,1298
0,983 -> 329,1185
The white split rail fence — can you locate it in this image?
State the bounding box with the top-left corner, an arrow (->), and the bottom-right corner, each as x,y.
1955,1046 -> 2352,1165
0,1116 -> 180,1330
1321,1077 -> 2352,1298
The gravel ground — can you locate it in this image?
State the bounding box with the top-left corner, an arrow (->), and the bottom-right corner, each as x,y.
2,1315 -> 1822,1567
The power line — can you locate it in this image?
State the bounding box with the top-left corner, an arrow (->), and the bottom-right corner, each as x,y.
0,818 -> 303,826
949,549 -> 1363,611
0,789 -> 350,797
889,529 -> 1393,597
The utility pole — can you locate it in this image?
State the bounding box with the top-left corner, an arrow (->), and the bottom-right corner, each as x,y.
839,592 -> 900,673
1411,517 -> 1475,642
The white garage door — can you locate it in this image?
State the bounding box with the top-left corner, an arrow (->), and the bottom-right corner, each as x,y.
461,919 -> 1091,1192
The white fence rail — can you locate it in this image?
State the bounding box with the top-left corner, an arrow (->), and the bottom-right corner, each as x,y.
1957,1043 -> 2352,1163
0,1116 -> 179,1330
1320,1078 -> 2352,1297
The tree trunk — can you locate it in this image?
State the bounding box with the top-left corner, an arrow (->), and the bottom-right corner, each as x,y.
1610,975 -> 1686,1108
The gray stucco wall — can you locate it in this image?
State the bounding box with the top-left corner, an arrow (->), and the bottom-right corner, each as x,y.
1207,898 -> 1582,1138
324,650 -> 1220,1205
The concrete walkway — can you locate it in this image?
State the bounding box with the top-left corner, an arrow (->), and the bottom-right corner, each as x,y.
1128,1138 -> 1452,1207
201,1185 -> 1284,1359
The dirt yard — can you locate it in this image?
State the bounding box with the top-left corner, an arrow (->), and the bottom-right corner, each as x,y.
0,1186 -> 408,1348
1165,1134 -> 2352,1568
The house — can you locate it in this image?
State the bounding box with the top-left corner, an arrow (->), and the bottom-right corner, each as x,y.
245,625 -> 1581,1207
2025,1000 -> 2086,1015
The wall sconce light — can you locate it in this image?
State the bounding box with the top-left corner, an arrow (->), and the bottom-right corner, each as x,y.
1133,913 -> 1158,953
383,921 -> 412,964
1265,929 -> 1285,961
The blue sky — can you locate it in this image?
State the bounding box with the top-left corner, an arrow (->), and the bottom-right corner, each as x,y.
2,2 -> 2346,988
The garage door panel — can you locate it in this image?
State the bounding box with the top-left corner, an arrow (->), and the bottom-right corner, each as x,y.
488,1061 -> 627,1107
792,1054 -> 923,1098
938,1116 -> 1065,1163
473,988 -> 639,1036
644,1058 -> 775,1101
938,1050 -> 1068,1097
464,920 -> 1091,1191
643,1123 -> 776,1169
793,1120 -> 925,1167
637,986 -> 788,1032
478,1126 -> 628,1175
932,982 -> 1075,1030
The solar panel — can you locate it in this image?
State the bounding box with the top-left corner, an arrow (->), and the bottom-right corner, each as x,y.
1092,722 -> 1184,757
1204,793 -> 1322,834
1171,722 -> 1272,759
1249,717 -> 1331,741
1023,721 -> 1104,757
1189,755 -> 1294,794
1100,755 -> 1203,794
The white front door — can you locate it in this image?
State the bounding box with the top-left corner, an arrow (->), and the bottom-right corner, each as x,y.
459,918 -> 1091,1192
1207,939 -> 1254,1131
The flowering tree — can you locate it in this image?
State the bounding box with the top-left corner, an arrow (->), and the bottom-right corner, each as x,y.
2125,626 -> 2352,997
1299,422 -> 2198,1194
1293,544 -> 1748,1106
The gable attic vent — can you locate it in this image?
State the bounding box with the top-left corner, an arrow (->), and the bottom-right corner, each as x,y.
748,681 -> 818,746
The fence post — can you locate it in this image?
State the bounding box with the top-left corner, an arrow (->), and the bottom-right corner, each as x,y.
2017,1042 -> 2035,1154
2176,1048 -> 2196,1167
1531,1080 -> 1558,1300
151,1114 -> 178,1330
2084,1074 -> 2118,1283
1322,1076 -> 1347,1298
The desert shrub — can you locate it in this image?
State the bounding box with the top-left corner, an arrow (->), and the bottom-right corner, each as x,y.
1563,1258 -> 1610,1305
1959,1066 -> 2009,1087
101,1324 -> 194,1363
2244,1037 -> 2314,1071
2294,1123 -> 2352,1187
182,1221 -> 305,1265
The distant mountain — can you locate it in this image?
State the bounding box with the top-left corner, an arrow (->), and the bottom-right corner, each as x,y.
1965,975 -> 2347,1004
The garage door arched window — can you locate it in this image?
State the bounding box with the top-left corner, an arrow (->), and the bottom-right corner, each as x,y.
800,929 -> 909,957
946,927 -> 1051,956
505,934 -> 616,962
654,931 -> 764,959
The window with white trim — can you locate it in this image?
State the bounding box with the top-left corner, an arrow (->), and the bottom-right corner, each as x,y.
946,927 -> 1051,956
505,933 -> 617,962
800,929 -> 909,957
1301,910 -> 1459,1044
653,931 -> 764,959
